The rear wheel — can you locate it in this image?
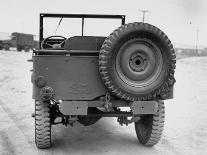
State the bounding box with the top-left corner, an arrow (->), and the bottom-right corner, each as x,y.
4,44 -> 10,51
24,46 -> 30,52
17,46 -> 23,51
35,100 -> 51,149
135,100 -> 165,146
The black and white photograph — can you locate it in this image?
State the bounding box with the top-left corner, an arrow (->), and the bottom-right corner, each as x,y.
0,0 -> 207,154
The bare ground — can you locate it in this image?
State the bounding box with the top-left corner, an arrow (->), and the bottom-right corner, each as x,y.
0,50 -> 207,155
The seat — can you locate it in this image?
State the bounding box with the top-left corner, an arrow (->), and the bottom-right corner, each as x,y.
64,36 -> 106,51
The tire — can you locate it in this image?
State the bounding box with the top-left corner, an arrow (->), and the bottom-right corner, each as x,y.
24,46 -> 30,52
99,22 -> 176,101
4,44 -> 10,51
35,100 -> 51,149
17,46 -> 22,52
135,100 -> 164,146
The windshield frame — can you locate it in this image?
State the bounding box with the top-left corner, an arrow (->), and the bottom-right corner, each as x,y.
39,13 -> 125,49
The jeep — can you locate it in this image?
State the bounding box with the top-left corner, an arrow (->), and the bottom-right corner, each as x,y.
31,13 -> 176,149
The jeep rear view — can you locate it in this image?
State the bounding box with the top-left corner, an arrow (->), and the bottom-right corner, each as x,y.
31,13 -> 176,149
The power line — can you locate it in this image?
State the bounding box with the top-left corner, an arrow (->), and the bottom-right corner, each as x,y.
139,10 -> 150,22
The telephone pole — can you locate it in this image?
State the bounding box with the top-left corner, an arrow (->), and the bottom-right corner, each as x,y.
195,29 -> 199,53
139,10 -> 150,22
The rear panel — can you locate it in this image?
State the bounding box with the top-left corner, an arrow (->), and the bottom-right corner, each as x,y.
32,54 -> 106,100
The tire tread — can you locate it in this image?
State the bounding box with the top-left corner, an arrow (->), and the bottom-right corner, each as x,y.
35,101 -> 51,149
99,22 -> 176,101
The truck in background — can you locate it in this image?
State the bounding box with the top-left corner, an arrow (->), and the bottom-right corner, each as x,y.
0,32 -> 38,51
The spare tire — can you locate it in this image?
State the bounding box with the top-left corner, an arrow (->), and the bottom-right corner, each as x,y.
99,22 -> 176,101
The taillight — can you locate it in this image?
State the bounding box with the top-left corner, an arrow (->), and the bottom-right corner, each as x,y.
40,86 -> 54,100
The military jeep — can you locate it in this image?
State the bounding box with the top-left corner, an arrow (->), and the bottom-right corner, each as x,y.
31,13 -> 176,149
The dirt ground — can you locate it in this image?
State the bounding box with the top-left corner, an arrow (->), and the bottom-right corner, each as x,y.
0,50 -> 207,155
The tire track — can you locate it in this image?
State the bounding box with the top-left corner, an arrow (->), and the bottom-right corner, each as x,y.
0,130 -> 16,155
0,99 -> 35,148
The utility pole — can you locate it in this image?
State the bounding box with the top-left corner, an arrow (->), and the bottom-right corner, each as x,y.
139,10 -> 149,22
196,29 -> 199,53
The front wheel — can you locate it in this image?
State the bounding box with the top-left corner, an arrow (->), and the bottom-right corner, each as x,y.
135,100 -> 165,146
35,100 -> 51,149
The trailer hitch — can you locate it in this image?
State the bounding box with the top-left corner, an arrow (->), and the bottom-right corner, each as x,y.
117,115 -> 140,126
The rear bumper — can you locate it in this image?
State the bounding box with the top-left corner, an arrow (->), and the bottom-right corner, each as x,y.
59,100 -> 159,115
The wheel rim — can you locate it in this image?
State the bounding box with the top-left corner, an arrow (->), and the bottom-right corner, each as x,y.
115,38 -> 163,88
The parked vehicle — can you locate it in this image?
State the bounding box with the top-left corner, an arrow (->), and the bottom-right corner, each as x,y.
0,32 -> 38,51
0,38 -> 14,50
0,40 -> 4,50
30,13 -> 176,149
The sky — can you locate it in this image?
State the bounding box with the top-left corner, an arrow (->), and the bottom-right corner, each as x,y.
0,0 -> 207,47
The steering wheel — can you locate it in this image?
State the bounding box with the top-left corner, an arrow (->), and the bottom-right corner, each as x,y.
41,35 -> 67,49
